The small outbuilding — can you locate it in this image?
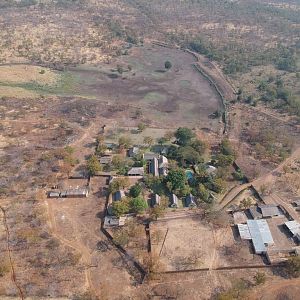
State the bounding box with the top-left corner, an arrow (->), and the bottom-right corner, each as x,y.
233,211 -> 248,224
65,188 -> 89,198
185,194 -> 196,207
113,190 -> 126,201
48,191 -> 60,198
99,156 -> 113,164
128,147 -> 140,157
152,194 -> 161,207
127,167 -> 144,176
249,206 -> 262,220
170,194 -> 179,208
143,152 -> 160,161
258,204 -> 281,218
104,216 -> 126,228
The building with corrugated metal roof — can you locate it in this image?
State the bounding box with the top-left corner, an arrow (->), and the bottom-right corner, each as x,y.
237,219 -> 274,254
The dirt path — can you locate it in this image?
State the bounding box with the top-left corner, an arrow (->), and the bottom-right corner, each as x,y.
0,205 -> 25,300
219,146 -> 300,209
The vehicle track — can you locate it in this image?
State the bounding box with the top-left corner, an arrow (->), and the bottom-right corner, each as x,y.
0,205 -> 24,300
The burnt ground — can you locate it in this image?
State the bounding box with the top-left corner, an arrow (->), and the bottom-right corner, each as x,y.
68,43 -> 223,131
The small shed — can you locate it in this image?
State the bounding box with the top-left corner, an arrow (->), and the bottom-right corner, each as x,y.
128,147 -> 140,157
150,157 -> 159,177
66,188 -> 89,198
104,216 -> 126,228
170,194 -> 179,208
127,167 -> 144,176
143,152 -> 159,161
152,194 -> 161,207
99,156 -> 113,164
113,190 -> 126,201
259,204 -> 281,218
249,206 -> 262,220
185,194 -> 196,207
48,191 -> 60,198
233,211 -> 248,224
285,221 -> 300,237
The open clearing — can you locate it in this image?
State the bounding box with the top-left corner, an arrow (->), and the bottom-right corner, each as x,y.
68,43 -> 223,130
150,218 -> 263,272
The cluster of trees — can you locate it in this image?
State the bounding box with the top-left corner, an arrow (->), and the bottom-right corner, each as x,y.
215,139 -> 236,167
246,128 -> 292,162
111,182 -> 148,216
51,146 -> 79,177
143,129 -> 233,204
167,127 -> 207,167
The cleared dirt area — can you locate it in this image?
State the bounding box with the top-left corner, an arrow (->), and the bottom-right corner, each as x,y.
150,217 -> 263,271
46,176 -> 137,299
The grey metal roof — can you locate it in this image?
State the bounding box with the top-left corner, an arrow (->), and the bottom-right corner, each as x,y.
185,194 -> 196,207
237,224 -> 251,239
128,147 -> 140,157
158,155 -> 168,168
150,157 -> 159,177
258,204 -> 281,218
127,167 -> 144,176
66,188 -> 89,197
170,194 -> 178,207
247,219 -> 274,254
99,156 -> 112,164
48,191 -> 60,198
144,152 -> 159,160
249,206 -> 262,219
152,194 -> 161,207
285,221 -> 300,236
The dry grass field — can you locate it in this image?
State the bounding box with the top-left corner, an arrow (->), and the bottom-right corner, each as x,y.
150,217 -> 264,272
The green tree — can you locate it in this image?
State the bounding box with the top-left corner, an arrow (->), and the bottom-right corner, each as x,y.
175,127 -> 195,146
190,139 -> 207,156
112,200 -> 129,217
211,178 -> 226,193
178,146 -> 203,166
129,197 -> 148,214
220,139 -> 235,157
165,60 -> 172,69
157,137 -> 168,145
87,154 -> 102,175
118,136 -> 132,148
165,168 -> 186,192
137,123 -> 146,132
216,153 -> 234,167
240,198 -> 252,209
129,183 -> 142,198
198,184 -> 210,203
149,205 -> 165,220
109,178 -> 130,193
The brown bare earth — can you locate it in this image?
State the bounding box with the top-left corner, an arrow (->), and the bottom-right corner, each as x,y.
0,1 -> 299,297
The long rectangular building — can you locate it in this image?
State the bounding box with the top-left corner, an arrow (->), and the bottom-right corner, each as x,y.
238,219 -> 274,254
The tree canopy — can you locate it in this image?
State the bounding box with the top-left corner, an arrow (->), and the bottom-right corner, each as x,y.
175,127 -> 195,146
